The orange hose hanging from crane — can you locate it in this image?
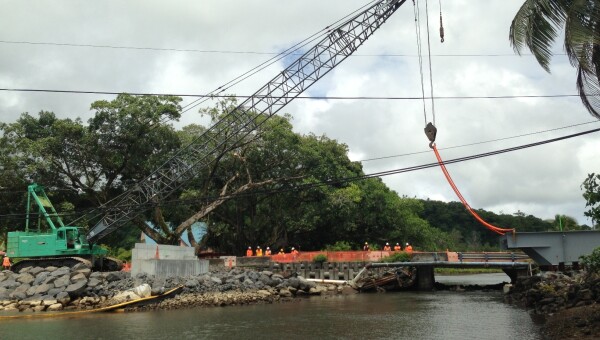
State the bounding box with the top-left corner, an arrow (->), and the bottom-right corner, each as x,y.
431,143 -> 514,235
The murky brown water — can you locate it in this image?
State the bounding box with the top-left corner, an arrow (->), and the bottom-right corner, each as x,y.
1,274 -> 541,340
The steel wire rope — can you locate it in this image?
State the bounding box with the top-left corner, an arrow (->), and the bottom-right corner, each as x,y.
424,0 -> 437,125
413,0 -> 428,125
63,0 -> 382,227
179,0 -> 379,114
2,126 -> 599,220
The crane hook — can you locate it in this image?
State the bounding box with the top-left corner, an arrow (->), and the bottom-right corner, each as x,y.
424,122 -> 437,149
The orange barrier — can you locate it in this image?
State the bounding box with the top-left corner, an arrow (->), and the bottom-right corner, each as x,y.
268,251 -> 399,263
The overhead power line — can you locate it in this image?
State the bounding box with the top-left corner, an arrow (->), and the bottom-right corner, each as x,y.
0,88 -> 588,100
1,126 -> 599,220
0,39 -> 567,58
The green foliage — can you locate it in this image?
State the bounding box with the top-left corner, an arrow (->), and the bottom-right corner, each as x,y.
580,246 -> 600,274
582,173 -> 600,228
313,254 -> 327,263
325,241 -> 352,251
382,252 -> 411,263
101,244 -> 132,262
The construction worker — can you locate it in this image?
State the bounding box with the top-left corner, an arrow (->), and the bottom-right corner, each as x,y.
394,243 -> 402,251
278,248 -> 285,255
383,242 -> 391,251
256,246 -> 263,257
363,242 -> 370,251
2,255 -> 11,270
265,247 -> 272,256
246,246 -> 253,257
405,243 -> 413,253
291,247 -> 299,257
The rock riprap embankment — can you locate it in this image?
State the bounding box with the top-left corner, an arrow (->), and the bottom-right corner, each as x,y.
0,266 -> 347,313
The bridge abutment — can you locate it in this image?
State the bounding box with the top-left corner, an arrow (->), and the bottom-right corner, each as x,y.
416,265 -> 435,291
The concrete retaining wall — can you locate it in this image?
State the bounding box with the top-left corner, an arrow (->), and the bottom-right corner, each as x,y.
131,243 -> 208,278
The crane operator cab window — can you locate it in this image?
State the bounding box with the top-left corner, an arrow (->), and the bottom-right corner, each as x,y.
66,229 -> 79,249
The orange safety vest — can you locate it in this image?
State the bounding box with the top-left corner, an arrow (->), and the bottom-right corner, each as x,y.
265,249 -> 272,256
278,250 -> 285,255
406,245 -> 413,253
394,245 -> 401,251
291,249 -> 298,255
256,249 -> 263,256
246,249 -> 253,257
383,245 -> 391,251
2,256 -> 10,267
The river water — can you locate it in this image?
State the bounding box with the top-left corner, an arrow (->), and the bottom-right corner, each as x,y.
2,273 -> 542,340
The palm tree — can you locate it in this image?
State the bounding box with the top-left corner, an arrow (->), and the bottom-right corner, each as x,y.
510,0 -> 600,119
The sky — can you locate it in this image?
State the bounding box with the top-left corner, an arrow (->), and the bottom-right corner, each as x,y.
1,0 -> 599,228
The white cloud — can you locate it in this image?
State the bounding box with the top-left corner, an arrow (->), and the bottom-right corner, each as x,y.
0,0 -> 598,226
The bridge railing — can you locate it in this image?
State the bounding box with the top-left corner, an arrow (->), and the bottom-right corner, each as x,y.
247,250 -> 530,264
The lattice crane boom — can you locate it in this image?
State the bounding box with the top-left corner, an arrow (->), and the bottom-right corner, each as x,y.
87,0 -> 407,243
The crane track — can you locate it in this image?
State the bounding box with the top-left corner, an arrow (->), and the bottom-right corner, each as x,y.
11,256 -> 122,273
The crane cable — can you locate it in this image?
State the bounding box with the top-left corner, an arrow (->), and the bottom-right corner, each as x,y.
415,0 -> 514,236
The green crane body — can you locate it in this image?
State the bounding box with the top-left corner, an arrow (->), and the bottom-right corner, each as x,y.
6,184 -> 107,261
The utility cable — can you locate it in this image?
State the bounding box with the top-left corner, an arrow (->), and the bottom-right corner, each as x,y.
0,40 -> 568,58
1,125 -> 599,220
1,88 -> 592,101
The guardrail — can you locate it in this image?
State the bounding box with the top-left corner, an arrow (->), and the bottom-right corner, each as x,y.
244,251 -> 529,264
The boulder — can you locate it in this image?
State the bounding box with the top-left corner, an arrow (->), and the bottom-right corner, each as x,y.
33,305 -> 46,312
47,303 -> 63,311
28,267 -> 46,276
87,278 -> 102,288
51,267 -> 71,277
65,279 -> 88,297
185,279 -> 199,288
56,291 -> 70,305
34,271 -> 51,285
110,291 -> 141,304
131,284 -> 151,298
70,273 -> 87,282
53,274 -> 71,288
278,288 -> 293,297
45,266 -> 58,272
34,283 -> 54,295
18,266 -> 33,274
105,272 -> 124,282
0,279 -> 20,289
16,273 -> 35,284
47,288 -> 64,297
42,296 -> 58,306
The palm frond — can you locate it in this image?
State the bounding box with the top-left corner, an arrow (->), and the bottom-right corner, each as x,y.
576,56 -> 600,119
510,0 -> 567,72
564,0 -> 600,71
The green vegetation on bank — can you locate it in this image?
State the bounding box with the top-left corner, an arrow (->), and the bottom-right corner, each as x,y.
0,96 -> 596,257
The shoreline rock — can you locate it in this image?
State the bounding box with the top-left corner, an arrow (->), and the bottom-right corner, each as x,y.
505,271 -> 600,338
0,266 -> 349,313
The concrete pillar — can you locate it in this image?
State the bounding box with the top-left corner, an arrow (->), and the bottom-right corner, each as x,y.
417,265 -> 435,291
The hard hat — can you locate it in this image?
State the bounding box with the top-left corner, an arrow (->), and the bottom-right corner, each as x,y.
406,243 -> 409,246
386,242 -> 389,245
266,247 -> 270,249
396,243 -> 399,245
365,242 -> 368,244
257,246 -> 261,248
248,246 -> 251,249
292,247 -> 295,250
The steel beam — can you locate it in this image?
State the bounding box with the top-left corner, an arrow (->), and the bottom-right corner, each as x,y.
500,231 -> 600,266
